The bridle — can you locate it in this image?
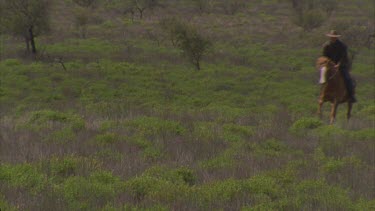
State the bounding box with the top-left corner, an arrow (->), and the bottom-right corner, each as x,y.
319,60 -> 339,82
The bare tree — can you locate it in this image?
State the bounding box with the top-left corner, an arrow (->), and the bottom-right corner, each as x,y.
192,0 -> 212,14
72,0 -> 97,8
218,0 -> 246,15
132,0 -> 161,19
286,0 -> 337,32
106,0 -> 161,21
0,0 -> 50,55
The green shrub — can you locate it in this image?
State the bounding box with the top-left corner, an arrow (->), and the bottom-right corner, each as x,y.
42,156 -> 102,181
49,156 -> 78,178
59,78 -> 87,99
321,156 -> 363,175
321,158 -> 346,174
27,109 -> 85,131
199,151 -> 235,170
250,139 -> 291,158
192,121 -> 221,142
0,163 -> 47,193
45,38 -> 122,58
222,123 -> 254,143
0,194 -> 17,211
354,198 -> 375,211
201,104 -> 247,122
175,167 -> 196,186
2,58 -> 22,66
121,204 -> 169,211
125,176 -> 190,203
49,127 -> 77,143
142,146 -> 163,161
59,171 -> 121,210
294,179 -> 353,210
95,132 -> 122,145
128,136 -> 151,149
244,175 -> 282,199
143,165 -> 196,186
80,81 -> 118,104
99,120 -> 118,132
350,128 -> 375,141
94,149 -> 123,161
197,179 -> 244,207
313,125 -> 347,139
199,141 -> 245,170
289,117 -> 322,135
126,116 -> 186,137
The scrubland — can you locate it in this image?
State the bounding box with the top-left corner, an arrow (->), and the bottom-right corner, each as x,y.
0,0 -> 374,210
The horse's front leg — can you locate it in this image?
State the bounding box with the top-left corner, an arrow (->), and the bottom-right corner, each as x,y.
318,100 -> 323,119
347,102 -> 352,121
330,102 -> 339,125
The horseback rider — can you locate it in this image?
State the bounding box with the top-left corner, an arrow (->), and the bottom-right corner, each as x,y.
322,30 -> 357,103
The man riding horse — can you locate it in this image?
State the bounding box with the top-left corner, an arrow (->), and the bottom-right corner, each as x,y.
322,30 -> 357,103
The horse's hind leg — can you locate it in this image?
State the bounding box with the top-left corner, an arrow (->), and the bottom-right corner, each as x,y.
330,102 -> 338,125
347,102 -> 352,121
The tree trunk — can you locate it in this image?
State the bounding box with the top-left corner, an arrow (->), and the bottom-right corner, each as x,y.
139,9 -> 144,19
130,11 -> 135,22
195,60 -> 200,70
29,26 -> 37,54
291,0 -> 298,9
25,36 -> 30,53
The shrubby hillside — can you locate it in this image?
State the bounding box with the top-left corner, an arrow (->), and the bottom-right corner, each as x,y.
0,0 -> 374,210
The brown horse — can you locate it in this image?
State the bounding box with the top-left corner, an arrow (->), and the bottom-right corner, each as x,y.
316,56 -> 354,124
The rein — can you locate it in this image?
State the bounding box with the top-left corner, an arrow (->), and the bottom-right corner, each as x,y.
327,67 -> 339,81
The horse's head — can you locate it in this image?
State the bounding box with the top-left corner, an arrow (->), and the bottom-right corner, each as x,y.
316,57 -> 335,84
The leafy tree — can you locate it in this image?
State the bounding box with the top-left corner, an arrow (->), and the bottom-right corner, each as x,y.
0,0 -> 50,55
160,17 -> 186,46
163,19 -> 211,70
71,0 -> 98,39
73,7 -> 90,39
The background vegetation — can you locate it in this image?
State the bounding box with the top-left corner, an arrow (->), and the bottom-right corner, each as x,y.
0,0 -> 374,210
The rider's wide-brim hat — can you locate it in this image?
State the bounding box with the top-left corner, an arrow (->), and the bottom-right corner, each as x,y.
326,30 -> 341,37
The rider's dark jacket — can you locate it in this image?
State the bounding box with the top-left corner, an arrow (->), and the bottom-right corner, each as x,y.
322,39 -> 349,69
322,39 -> 356,100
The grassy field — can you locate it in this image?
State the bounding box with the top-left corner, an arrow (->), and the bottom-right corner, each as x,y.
0,0 -> 374,210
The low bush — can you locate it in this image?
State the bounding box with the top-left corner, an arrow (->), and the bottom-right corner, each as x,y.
196,179 -> 244,208
0,163 -> 47,194
125,116 -> 186,137
58,171 -> 121,210
124,175 -> 190,203
294,179 -> 353,210
289,117 -> 323,135
27,109 -> 85,132
0,194 -> 17,211
94,132 -> 122,145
